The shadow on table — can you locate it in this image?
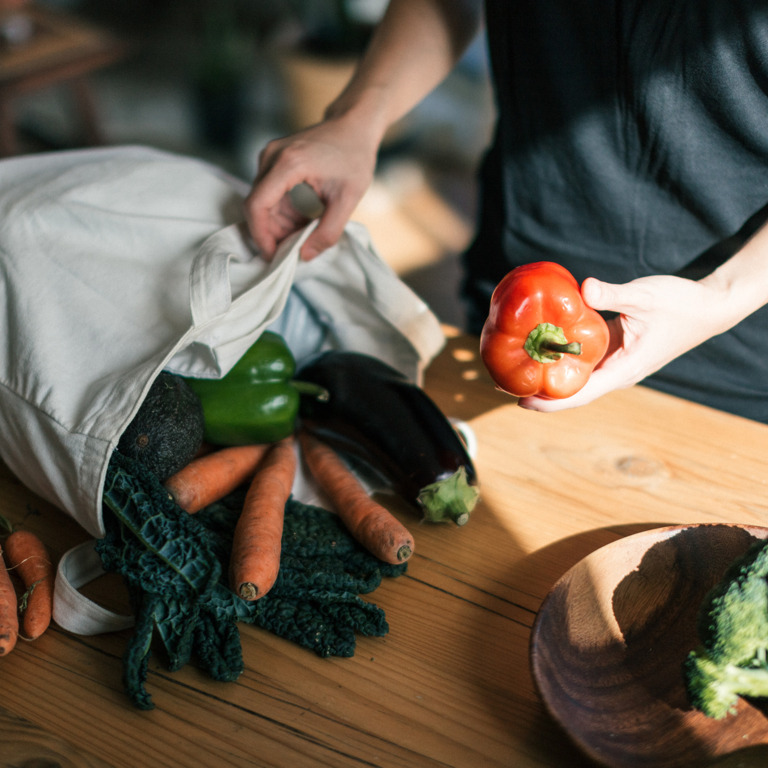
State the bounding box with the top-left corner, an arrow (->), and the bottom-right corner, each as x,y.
471,521 -> 677,767
481,521 -> 768,768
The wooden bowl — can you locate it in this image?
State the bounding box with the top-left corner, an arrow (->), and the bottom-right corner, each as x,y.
530,524 -> 768,768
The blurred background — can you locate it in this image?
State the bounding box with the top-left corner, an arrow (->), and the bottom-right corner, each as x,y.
0,0 -> 495,328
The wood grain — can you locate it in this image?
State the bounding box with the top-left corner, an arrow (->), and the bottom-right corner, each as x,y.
0,702 -> 112,767
0,331 -> 766,766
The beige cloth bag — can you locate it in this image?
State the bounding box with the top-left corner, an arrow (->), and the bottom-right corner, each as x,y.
0,145 -> 445,633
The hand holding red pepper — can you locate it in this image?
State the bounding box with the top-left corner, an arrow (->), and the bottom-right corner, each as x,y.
480,261 -> 610,399
519,268 -> 766,412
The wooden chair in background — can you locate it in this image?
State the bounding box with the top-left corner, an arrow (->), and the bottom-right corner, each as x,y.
0,4 -> 125,156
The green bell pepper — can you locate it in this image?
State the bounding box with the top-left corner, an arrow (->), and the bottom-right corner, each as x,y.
185,331 -> 321,446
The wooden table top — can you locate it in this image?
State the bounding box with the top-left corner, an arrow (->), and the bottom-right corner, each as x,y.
2,328 -> 768,768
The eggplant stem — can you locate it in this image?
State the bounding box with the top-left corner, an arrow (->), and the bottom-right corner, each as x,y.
417,466 -> 479,525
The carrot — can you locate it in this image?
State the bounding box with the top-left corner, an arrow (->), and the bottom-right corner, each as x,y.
229,437 -> 297,601
164,443 -> 272,513
4,530 -> 53,641
0,547 -> 18,654
298,431 -> 414,565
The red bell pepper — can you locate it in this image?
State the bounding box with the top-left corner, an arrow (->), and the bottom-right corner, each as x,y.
480,261 -> 610,399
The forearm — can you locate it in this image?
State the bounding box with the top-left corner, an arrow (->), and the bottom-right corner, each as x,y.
324,0 -> 483,143
244,1 -> 483,258
699,219 -> 768,334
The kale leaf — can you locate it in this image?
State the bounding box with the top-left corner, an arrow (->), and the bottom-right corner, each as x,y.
98,451 -> 406,709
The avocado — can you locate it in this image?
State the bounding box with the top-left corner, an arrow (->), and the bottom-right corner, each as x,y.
117,372 -> 205,481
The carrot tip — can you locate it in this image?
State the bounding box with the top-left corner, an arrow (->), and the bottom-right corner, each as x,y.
238,582 -> 259,601
396,545 -> 413,562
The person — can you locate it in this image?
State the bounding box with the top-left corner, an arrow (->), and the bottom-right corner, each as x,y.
244,0 -> 768,423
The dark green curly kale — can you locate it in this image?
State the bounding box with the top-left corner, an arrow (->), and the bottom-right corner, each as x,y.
97,451 -> 407,709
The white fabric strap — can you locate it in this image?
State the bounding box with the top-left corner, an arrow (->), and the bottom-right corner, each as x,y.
53,541 -> 134,636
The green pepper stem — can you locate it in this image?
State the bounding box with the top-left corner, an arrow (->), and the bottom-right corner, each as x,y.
541,340 -> 582,356
524,322 -> 582,363
292,380 -> 330,401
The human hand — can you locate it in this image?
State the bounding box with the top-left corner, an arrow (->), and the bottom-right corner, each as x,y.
244,118 -> 378,261
518,274 -> 731,412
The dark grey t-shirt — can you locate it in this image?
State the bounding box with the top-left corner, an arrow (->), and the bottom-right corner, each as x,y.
463,0 -> 768,422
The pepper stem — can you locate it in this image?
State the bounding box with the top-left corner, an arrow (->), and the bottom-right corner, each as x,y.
292,380 -> 330,401
524,322 -> 582,364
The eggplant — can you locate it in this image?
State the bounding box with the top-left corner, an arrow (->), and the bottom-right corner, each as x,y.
297,350 -> 479,525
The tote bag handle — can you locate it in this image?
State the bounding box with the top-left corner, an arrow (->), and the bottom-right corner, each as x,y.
53,541 -> 134,636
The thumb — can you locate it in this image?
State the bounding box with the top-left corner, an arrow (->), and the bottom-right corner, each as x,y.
581,277 -> 637,314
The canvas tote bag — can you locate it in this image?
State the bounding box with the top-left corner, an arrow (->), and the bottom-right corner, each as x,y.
0,145 -> 445,634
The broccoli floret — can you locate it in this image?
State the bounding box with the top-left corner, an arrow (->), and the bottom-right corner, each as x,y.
683,539 -> 768,719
